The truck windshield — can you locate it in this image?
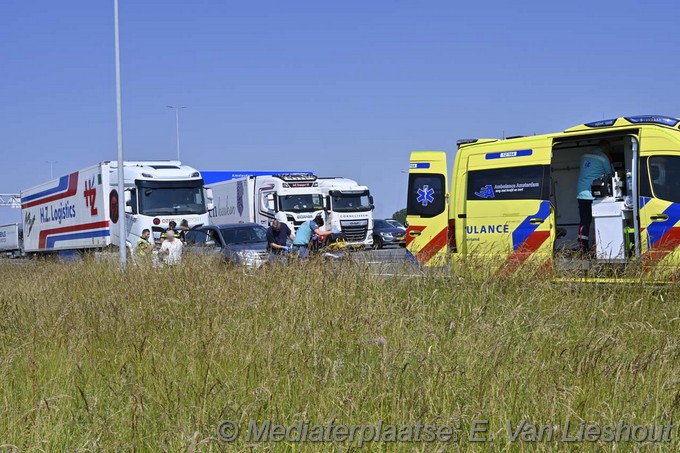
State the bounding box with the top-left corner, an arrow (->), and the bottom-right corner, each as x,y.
278,194 -> 324,213
138,187 -> 206,215
331,192 -> 371,212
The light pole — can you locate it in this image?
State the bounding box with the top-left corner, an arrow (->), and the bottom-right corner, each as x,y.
114,0 -> 127,271
167,105 -> 187,161
45,161 -> 58,179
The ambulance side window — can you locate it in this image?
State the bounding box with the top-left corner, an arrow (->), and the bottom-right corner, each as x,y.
407,174 -> 446,217
648,156 -> 680,203
639,158 -> 653,198
466,165 -> 550,201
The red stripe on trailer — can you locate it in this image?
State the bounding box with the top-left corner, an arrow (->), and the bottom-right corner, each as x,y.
39,220 -> 110,249
22,173 -> 79,209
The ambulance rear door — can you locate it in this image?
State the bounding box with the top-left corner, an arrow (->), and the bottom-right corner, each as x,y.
406,151 -> 449,266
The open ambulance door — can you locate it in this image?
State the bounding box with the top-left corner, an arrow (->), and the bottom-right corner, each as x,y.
406,151 -> 449,266
462,147 -> 555,277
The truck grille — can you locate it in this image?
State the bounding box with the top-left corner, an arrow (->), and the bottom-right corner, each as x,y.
340,220 -> 368,243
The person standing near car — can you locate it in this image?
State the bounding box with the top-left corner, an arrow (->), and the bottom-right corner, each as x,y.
160,221 -> 180,243
267,220 -> 294,263
291,214 -> 333,260
177,219 -> 190,242
136,228 -> 154,255
159,229 -> 183,265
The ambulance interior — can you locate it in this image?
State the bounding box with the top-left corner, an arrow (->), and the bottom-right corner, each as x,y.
550,136 -> 632,256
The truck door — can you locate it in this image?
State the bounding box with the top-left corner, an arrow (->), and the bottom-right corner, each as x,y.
406,151 -> 449,266
463,148 -> 555,276
638,154 -> 680,278
256,182 -> 276,226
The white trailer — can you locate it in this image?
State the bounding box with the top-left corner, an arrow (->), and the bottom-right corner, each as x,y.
317,177 -> 374,247
208,174 -> 325,232
20,161 -> 213,254
0,223 -> 23,257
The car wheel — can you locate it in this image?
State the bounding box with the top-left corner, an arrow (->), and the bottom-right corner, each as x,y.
372,236 -> 382,250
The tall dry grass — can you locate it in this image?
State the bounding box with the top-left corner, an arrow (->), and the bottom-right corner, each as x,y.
0,256 -> 677,451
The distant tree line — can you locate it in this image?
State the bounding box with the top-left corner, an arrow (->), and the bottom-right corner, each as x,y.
391,208 -> 406,224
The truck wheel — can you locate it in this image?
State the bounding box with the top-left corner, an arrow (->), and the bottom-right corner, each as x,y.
372,236 -> 382,250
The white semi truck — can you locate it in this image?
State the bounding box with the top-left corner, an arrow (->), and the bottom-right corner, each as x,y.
0,223 -> 23,258
317,177 -> 374,247
207,174 -> 325,232
20,161 -> 213,254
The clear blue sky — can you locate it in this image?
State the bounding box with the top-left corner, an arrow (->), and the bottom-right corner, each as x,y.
1,0 -> 679,225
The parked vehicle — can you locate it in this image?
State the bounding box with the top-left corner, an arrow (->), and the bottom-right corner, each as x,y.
184,223 -> 269,268
0,223 -> 23,258
407,114 -> 680,281
207,174 -> 324,233
372,219 -> 406,249
386,219 -> 406,232
20,160 -> 213,255
317,177 -> 374,248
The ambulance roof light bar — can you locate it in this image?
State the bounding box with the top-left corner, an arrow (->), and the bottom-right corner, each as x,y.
624,115 -> 679,126
584,115 -> 679,128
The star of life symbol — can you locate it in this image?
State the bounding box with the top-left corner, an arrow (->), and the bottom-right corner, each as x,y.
416,185 -> 434,206
474,184 -> 495,199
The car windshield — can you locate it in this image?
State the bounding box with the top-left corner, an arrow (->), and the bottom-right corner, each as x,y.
386,220 -> 404,229
374,220 -> 390,229
331,193 -> 371,212
138,187 -> 206,215
219,226 -> 267,245
277,194 -> 324,213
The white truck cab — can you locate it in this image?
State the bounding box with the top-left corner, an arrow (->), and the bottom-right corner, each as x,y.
317,177 -> 374,247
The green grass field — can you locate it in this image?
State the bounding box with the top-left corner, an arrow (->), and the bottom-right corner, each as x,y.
0,257 -> 678,451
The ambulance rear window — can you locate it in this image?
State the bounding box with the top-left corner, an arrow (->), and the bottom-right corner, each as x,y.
407,174 -> 446,218
467,165 -> 550,201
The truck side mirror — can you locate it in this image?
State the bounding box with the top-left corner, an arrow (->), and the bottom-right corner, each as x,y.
324,196 -> 330,210
124,190 -> 133,213
205,188 -> 214,211
369,195 -> 375,210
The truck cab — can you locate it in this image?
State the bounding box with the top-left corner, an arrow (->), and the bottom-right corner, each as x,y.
260,174 -> 325,232
317,177 -> 374,247
111,160 -> 213,248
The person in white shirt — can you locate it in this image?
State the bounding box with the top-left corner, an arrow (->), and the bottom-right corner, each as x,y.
159,229 -> 183,265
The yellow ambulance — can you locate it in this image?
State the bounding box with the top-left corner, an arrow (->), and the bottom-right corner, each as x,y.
406,115 -> 680,280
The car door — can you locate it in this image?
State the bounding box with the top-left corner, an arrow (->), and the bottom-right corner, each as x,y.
184,228 -> 223,258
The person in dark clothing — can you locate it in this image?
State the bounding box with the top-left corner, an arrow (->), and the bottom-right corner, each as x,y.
267,220 -> 294,263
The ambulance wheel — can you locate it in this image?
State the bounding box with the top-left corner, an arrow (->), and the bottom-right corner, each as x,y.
372,236 -> 383,250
